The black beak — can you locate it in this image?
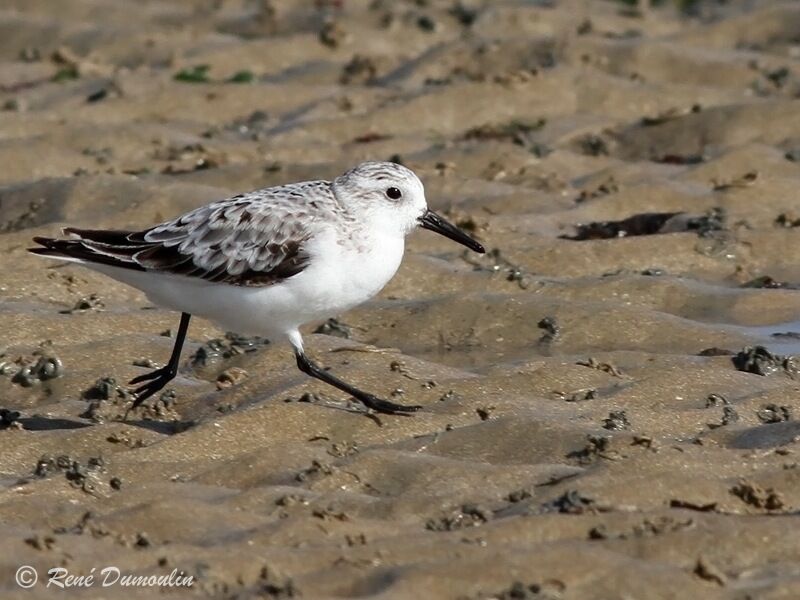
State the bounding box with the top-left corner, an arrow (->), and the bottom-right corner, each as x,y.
418,210 -> 485,254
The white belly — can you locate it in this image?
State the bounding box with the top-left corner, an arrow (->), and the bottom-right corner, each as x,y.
89,230 -> 405,340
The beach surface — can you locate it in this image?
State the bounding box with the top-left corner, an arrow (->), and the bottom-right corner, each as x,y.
1,1 -> 800,598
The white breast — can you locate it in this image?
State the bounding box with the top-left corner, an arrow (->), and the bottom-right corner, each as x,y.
288,227 -> 405,318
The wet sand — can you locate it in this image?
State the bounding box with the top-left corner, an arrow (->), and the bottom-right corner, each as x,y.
2,1 -> 800,598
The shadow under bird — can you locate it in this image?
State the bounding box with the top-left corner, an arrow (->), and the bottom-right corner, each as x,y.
30,161 -> 485,416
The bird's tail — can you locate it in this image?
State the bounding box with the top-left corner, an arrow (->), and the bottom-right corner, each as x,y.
28,228 -> 146,268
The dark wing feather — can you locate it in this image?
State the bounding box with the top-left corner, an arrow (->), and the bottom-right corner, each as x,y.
31,231 -> 149,271
29,188 -> 323,287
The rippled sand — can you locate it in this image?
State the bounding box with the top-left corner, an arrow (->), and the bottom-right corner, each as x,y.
2,1 -> 800,598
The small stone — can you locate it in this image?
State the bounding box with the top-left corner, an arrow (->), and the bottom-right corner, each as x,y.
319,20 -> 350,48
216,367 -> 249,390
476,405 -> 495,421
756,403 -> 792,424
705,394 -> 729,407
0,408 -> 22,430
694,556 -> 727,586
2,98 -> 27,112
417,15 -> 437,31
602,410 -> 630,431
340,55 -> 377,85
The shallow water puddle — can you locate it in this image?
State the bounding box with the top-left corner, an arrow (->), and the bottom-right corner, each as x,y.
739,320 -> 800,357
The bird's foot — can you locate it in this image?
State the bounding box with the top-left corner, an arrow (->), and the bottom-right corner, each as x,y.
125,366 -> 176,415
129,366 -> 170,385
355,393 -> 422,416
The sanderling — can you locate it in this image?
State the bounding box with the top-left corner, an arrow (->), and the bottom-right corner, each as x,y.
30,161 -> 485,416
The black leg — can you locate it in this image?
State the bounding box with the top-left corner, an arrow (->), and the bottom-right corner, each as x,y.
127,312 -> 191,411
295,351 -> 421,416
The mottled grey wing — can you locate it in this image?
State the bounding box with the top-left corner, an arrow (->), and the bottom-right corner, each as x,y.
137,193 -> 314,285
39,191 -> 315,287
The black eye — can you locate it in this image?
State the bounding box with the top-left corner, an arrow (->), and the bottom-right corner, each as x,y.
385,187 -> 402,200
